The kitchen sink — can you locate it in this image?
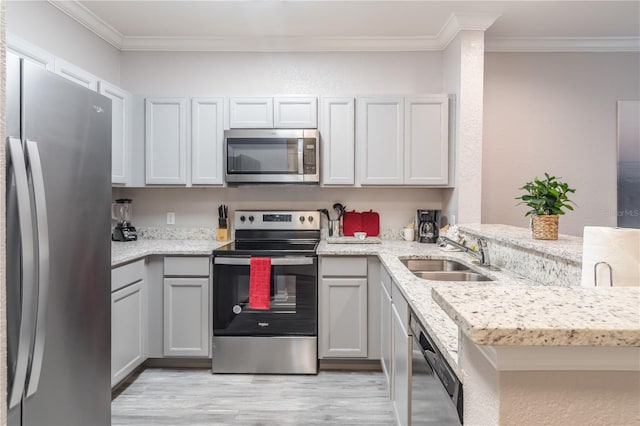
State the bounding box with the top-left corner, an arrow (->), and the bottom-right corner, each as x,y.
413,271 -> 493,282
401,259 -> 470,272
400,258 -> 493,281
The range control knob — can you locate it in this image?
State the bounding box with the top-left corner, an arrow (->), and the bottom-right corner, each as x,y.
299,216 -> 305,223
248,215 -> 255,222
308,216 -> 314,223
240,215 -> 246,222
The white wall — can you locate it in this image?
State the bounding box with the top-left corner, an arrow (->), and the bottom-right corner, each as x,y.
6,1 -> 121,84
120,50 -> 443,95
114,186 -> 444,233
483,52 -> 640,236
0,3 -> 7,424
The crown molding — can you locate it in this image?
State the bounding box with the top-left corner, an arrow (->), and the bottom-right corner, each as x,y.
485,37 -> 640,52
48,0 -> 123,49
437,13 -> 501,49
119,36 -> 443,52
48,1 -> 639,53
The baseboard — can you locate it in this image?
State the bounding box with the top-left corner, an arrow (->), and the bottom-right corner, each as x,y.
144,357 -> 212,368
319,359 -> 382,371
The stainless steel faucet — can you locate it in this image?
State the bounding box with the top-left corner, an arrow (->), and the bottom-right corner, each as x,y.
437,236 -> 491,266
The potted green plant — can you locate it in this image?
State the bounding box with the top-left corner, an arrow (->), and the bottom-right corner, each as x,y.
516,173 -> 576,240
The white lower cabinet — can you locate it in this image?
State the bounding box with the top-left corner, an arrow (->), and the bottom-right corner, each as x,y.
380,277 -> 393,392
163,278 -> 210,356
162,257 -> 211,357
392,301 -> 411,426
111,260 -> 147,387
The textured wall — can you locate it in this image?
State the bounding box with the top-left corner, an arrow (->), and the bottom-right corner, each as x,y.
483,52 -> 640,236
1,1 -> 7,423
6,1 -> 121,84
113,186 -> 445,234
442,31 -> 485,225
120,50 -> 443,95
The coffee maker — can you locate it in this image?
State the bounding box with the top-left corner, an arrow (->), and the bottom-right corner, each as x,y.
417,209 -> 440,243
112,199 -> 138,242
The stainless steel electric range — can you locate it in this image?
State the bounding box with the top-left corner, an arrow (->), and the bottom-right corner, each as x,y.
211,210 -> 320,374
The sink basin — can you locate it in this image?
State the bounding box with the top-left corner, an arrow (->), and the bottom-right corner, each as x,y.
414,271 -> 493,282
401,259 -> 470,272
401,258 -> 493,282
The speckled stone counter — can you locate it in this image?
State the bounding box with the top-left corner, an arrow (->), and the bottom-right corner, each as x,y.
112,239 -> 230,267
317,240 -> 535,378
459,223 -> 583,286
432,285 -> 640,347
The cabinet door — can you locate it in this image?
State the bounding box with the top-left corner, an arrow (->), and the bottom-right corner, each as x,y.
380,280 -> 393,393
357,97 -> 404,185
54,59 -> 98,90
319,277 -> 368,358
145,97 -> 187,184
7,33 -> 55,71
229,97 -> 273,128
404,96 -> 449,185
274,97 -> 318,128
112,280 -> 146,387
163,278 -> 209,357
99,81 -> 132,185
392,303 -> 411,426
191,98 -> 224,185
321,97 -> 355,185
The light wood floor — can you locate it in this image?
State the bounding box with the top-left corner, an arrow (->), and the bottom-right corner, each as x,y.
111,368 -> 396,425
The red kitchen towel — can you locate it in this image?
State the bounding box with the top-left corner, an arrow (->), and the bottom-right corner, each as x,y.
343,210 -> 380,236
343,211 -> 362,236
249,257 -> 271,310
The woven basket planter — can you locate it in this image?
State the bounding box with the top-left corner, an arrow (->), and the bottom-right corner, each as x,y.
531,215 -> 559,240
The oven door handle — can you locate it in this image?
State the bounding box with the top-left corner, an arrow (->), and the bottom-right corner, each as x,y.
214,257 -> 314,266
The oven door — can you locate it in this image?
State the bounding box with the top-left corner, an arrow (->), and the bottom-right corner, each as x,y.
212,255 -> 317,336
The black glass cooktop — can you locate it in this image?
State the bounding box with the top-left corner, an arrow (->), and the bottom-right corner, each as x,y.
212,240 -> 319,256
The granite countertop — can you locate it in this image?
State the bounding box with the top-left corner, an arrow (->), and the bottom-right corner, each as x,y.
317,240 -> 536,378
459,223 -> 583,263
318,238 -> 640,378
432,285 -> 640,347
112,239 -> 231,267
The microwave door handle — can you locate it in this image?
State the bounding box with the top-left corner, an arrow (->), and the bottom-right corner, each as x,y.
214,257 -> 314,266
6,137 -> 37,409
297,139 -> 304,175
25,140 -> 50,397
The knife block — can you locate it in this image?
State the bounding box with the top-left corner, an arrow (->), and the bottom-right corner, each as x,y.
217,219 -> 230,241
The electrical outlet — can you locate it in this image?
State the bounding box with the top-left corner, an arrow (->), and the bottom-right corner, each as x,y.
166,212 -> 175,225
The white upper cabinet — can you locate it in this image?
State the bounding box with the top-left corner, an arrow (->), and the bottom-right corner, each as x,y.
404,96 -> 449,185
54,58 -> 99,91
229,96 -> 318,128
99,81 -> 132,185
229,97 -> 274,128
274,97 -> 318,128
7,34 -> 55,71
191,98 -> 224,185
357,97 -> 405,185
321,97 -> 355,185
145,97 -> 187,185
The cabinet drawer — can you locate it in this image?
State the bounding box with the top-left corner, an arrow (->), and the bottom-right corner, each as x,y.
322,257 -> 367,277
164,256 -> 210,277
392,280 -> 410,330
112,259 -> 145,292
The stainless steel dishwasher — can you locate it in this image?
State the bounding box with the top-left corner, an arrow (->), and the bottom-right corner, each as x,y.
410,312 -> 463,425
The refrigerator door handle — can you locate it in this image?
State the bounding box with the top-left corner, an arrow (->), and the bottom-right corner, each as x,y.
6,137 -> 37,409
25,140 -> 50,397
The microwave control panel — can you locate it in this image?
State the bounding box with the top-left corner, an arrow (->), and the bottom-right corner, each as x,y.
303,140 -> 317,173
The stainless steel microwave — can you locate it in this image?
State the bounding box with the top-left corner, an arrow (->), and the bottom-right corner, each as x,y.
224,129 -> 319,184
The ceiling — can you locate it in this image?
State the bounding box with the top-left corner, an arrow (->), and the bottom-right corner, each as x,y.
48,1 -> 640,52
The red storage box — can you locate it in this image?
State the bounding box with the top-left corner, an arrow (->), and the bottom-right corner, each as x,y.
342,210 -> 380,237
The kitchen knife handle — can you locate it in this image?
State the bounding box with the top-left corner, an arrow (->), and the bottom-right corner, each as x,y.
25,140 -> 50,397
6,137 -> 37,409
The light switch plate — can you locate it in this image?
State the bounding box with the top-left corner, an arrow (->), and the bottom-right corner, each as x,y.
166,212 -> 175,225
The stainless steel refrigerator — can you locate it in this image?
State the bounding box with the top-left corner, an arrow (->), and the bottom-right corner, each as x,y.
6,53 -> 112,425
